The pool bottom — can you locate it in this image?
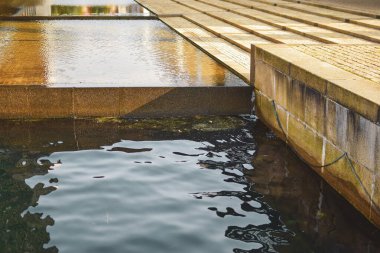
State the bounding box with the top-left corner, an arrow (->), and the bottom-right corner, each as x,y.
0,117 -> 380,253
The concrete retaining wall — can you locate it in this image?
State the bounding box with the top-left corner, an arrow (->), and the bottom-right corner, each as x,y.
252,45 -> 380,228
0,86 -> 252,119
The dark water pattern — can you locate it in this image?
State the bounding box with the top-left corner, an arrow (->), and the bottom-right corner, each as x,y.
0,117 -> 380,253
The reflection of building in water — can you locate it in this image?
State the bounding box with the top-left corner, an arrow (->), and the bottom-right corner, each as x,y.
147,25 -> 227,86
225,224 -> 291,253
0,5 -> 19,15
2,19 -> 228,87
0,150 -> 58,253
0,21 -> 48,85
17,0 -> 52,16
50,4 -> 148,16
249,125 -> 380,253
124,2 -> 146,14
16,0 -> 150,16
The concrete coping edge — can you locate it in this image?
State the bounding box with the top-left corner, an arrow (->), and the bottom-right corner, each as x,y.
252,44 -> 380,124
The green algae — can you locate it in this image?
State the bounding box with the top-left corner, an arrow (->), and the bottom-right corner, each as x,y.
95,117 -> 123,124
94,116 -> 247,132
3,116 -> 247,133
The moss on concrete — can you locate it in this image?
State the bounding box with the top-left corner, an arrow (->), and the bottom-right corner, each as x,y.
95,116 -> 247,132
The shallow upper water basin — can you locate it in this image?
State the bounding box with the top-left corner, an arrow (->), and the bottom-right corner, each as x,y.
6,0 -> 152,16
1,117 -> 380,253
0,20 -> 245,87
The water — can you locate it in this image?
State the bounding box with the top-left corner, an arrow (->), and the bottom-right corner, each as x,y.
0,20 -> 245,87
1,0 -> 151,16
1,117 -> 380,253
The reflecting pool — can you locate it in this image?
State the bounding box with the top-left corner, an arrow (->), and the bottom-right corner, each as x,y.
1,0 -> 151,16
0,20 -> 245,87
0,117 -> 379,253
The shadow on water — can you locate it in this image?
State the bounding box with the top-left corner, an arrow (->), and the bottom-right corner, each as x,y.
0,117 -> 380,253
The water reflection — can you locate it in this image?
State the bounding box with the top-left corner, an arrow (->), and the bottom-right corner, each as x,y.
0,21 -> 48,85
0,118 -> 380,253
191,126 -> 295,252
50,4 -> 150,16
0,0 -> 43,6
0,149 -> 57,252
0,20 -> 243,87
0,0 -> 151,16
0,0 -> 43,15
248,124 -> 380,253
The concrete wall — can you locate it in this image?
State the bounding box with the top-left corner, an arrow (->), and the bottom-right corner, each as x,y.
0,86 -> 252,119
252,45 -> 380,228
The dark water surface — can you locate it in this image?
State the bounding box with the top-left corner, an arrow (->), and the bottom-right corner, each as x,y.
0,117 -> 380,253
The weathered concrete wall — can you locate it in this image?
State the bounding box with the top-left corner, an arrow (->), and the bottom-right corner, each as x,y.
0,86 -> 252,119
252,44 -> 380,228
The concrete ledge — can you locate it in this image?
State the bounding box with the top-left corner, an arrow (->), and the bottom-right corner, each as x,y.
257,90 -> 380,227
282,0 -> 380,19
252,44 -> 380,228
252,0 -> 380,30
254,44 -> 380,124
0,16 -> 158,21
159,16 -> 250,82
0,86 -> 253,119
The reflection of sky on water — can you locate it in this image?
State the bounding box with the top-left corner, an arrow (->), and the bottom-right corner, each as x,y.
1,118 -> 380,253
1,119 -> 292,253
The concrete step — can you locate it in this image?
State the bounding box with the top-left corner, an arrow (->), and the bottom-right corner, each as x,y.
175,0 -> 320,44
252,0 -> 380,30
160,16 -> 252,81
221,0 -> 380,43
210,12 -> 319,44
196,0 -> 371,44
140,0 -> 271,53
135,0 -> 199,15
180,12 -> 272,52
280,0 -> 380,19
135,0 -> 255,80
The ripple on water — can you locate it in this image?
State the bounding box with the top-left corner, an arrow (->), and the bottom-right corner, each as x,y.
0,20 -> 246,87
1,118 -> 379,253
21,136 -> 281,253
